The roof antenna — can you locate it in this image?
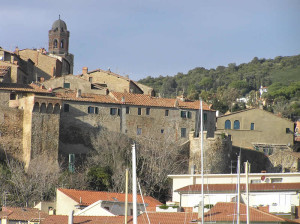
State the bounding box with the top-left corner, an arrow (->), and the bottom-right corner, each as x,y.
59,14 -> 60,20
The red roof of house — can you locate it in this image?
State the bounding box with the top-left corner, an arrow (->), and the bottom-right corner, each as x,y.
41,215 -> 131,224
176,183 -> 300,193
201,202 -> 295,223
58,188 -> 162,208
0,206 -> 48,221
129,212 -> 198,224
111,92 -> 212,110
0,83 -> 51,93
55,91 -> 118,104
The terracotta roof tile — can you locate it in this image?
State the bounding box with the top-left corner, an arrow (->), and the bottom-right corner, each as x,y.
111,92 -> 212,110
176,183 -> 300,193
58,188 -> 162,208
0,66 -> 10,77
0,83 -> 51,93
202,202 -> 294,222
41,215 -> 131,224
129,212 -> 198,224
0,206 -> 48,221
55,92 -> 118,104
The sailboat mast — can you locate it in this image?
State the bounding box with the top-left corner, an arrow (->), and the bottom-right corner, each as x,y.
125,168 -> 129,224
132,144 -> 137,224
245,161 -> 250,224
237,155 -> 241,224
200,99 -> 204,224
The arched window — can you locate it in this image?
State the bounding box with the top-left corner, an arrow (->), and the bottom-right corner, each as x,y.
54,39 -> 58,48
234,120 -> 240,130
225,120 -> 231,129
60,40 -> 64,48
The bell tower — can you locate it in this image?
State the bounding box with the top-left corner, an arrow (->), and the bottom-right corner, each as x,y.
48,16 -> 74,74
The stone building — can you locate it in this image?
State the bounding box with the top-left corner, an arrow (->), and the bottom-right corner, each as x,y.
217,108 -> 295,149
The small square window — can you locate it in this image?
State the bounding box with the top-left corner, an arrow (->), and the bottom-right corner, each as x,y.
138,108 -> 142,115
146,108 -> 150,115
126,107 -> 130,114
88,106 -> 94,114
161,129 -> 164,134
286,128 -> 290,133
181,111 -> 187,118
64,104 -> 69,112
165,110 -> 169,116
110,108 -> 117,115
64,82 -> 70,88
250,123 -> 255,130
10,93 -> 16,100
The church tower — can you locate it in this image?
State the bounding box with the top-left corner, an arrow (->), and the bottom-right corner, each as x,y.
48,16 -> 74,74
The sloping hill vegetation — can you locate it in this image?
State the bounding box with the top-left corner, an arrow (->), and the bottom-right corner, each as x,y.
139,55 -> 300,119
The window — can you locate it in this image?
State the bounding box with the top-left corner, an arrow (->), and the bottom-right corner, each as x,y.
165,110 -> 169,116
286,128 -> 291,133
10,93 -> 16,100
161,129 -> 164,134
225,120 -> 231,129
204,113 -> 207,121
60,40 -> 64,48
110,108 -> 117,115
88,106 -> 98,114
64,104 -> 69,112
181,111 -> 191,118
250,123 -> 255,130
271,178 -> 282,183
89,77 -> 93,83
137,127 -> 142,135
233,120 -> 240,130
181,128 -> 187,138
54,39 -> 58,48
138,107 -> 142,115
126,107 -> 130,114
63,82 -> 70,88
146,108 -> 150,115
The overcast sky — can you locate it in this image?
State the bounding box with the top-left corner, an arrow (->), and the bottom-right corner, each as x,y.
1,0 -> 299,81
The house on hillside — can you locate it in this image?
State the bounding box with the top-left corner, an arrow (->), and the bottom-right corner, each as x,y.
217,108 -> 294,149
78,67 -> 155,96
55,188 -> 162,216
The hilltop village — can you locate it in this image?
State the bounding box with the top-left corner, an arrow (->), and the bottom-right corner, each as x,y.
0,18 -> 300,224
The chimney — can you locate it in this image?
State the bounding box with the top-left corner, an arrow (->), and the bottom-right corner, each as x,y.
82,67 -> 88,74
14,46 -> 19,55
76,89 -> 81,98
121,96 -> 125,103
68,210 -> 74,224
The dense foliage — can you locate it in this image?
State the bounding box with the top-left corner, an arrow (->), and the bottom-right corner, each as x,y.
139,55 -> 300,119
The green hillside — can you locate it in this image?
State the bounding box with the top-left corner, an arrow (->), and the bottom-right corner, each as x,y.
139,54 -> 300,119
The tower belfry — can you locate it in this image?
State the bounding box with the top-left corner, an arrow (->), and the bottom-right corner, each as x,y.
48,16 -> 74,74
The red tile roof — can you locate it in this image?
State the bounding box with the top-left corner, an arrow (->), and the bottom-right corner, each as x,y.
128,212 -> 198,224
58,188 -> 162,208
111,92 -> 212,110
55,91 -> 118,104
41,215 -> 131,224
201,202 -> 294,223
175,183 -> 300,193
0,206 -> 48,221
0,66 -> 10,77
0,83 -> 51,93
54,90 -> 213,110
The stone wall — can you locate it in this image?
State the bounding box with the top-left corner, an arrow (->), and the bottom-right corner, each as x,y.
0,106 -> 23,160
189,131 -> 232,174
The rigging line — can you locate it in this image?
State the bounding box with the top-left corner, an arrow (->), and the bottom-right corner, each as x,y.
137,179 -> 151,224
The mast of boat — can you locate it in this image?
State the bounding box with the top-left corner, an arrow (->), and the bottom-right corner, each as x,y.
132,143 -> 137,224
237,154 -> 241,224
245,161 -> 250,224
200,99 -> 204,224
125,168 -> 129,224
